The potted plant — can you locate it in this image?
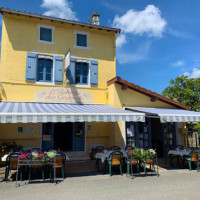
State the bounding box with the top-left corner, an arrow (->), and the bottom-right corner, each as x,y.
144,149 -> 156,164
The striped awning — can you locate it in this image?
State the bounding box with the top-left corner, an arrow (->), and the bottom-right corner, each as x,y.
126,107 -> 200,123
0,102 -> 145,123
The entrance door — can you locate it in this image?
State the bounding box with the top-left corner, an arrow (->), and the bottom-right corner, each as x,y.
73,123 -> 85,151
54,123 -> 73,151
42,123 -> 54,151
162,123 -> 176,158
151,118 -> 163,157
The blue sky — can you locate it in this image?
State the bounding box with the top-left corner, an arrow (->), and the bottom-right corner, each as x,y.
0,0 -> 200,94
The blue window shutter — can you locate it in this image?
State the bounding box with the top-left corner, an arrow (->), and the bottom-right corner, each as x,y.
26,52 -> 37,81
54,56 -> 63,83
90,60 -> 98,86
66,57 -> 76,84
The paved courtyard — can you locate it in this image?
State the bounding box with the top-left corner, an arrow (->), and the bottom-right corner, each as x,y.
0,169 -> 200,200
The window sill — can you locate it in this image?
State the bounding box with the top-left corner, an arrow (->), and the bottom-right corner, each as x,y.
35,82 -> 55,86
73,45 -> 90,50
37,40 -> 55,45
74,84 -> 91,88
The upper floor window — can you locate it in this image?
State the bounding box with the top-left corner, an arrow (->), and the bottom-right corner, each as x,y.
74,30 -> 90,50
26,52 -> 63,84
37,57 -> 53,82
75,62 -> 89,85
37,24 -> 55,44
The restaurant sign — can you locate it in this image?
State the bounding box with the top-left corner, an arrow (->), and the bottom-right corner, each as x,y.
35,87 -> 93,104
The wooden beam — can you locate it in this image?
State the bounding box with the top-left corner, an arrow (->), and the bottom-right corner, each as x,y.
150,96 -> 158,102
121,84 -> 128,90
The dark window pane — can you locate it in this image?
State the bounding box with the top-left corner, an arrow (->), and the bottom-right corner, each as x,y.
40,27 -> 52,42
37,58 -> 53,82
77,34 -> 87,47
46,74 -> 51,81
76,76 -> 81,84
82,76 -> 87,84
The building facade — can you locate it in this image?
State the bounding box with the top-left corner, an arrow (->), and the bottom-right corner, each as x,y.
0,8 -> 197,157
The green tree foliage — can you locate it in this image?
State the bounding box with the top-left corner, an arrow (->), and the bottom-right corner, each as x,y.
162,75 -> 200,111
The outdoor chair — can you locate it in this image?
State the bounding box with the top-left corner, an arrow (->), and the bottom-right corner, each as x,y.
143,156 -> 156,175
50,152 -> 66,179
95,146 -> 105,172
126,156 -> 140,176
5,153 -> 22,182
184,151 -> 199,170
164,147 -> 171,164
110,146 -> 121,151
107,151 -> 123,176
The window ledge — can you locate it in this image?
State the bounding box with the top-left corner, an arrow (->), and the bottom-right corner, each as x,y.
35,82 -> 55,86
74,84 -> 91,88
37,40 -> 55,45
73,45 -> 90,50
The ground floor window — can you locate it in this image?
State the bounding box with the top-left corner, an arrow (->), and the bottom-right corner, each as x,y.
126,122 -> 136,147
138,121 -> 149,149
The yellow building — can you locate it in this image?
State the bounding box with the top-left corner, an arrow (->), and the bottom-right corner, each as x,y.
0,8 -> 198,158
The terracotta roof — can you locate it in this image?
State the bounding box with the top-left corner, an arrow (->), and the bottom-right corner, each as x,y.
107,76 -> 189,110
0,7 -> 120,33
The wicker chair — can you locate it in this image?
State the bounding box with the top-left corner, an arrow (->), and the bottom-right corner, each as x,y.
107,151 -> 123,176
126,156 -> 140,176
5,153 -> 22,182
110,146 -> 121,151
50,152 -> 66,179
184,151 -> 198,170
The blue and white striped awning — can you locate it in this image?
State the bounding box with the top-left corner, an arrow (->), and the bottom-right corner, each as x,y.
0,102 -> 145,123
126,107 -> 200,123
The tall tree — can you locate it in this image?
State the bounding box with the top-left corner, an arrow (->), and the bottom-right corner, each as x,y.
162,75 -> 200,111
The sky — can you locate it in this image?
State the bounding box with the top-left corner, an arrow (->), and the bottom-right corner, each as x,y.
0,0 -> 200,94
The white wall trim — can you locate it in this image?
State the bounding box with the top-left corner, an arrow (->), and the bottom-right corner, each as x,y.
37,23 -> 55,44
74,30 -> 90,49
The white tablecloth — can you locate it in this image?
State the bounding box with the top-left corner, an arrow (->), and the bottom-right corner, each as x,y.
95,150 -> 127,163
1,154 -> 9,161
168,150 -> 191,157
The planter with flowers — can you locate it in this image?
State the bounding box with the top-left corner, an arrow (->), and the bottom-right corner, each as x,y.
144,149 -> 156,164
19,152 -> 56,165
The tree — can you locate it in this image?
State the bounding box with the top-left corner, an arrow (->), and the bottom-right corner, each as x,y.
162,75 -> 200,111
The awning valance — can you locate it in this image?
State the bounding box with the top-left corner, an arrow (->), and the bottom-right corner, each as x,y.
126,107 -> 200,123
0,102 -> 145,123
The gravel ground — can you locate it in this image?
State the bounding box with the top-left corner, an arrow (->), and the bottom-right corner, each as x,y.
0,169 -> 200,200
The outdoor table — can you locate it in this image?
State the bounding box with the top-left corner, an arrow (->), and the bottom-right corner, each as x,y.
16,159 -> 56,187
1,154 -> 9,162
168,150 -> 191,167
95,149 -> 127,163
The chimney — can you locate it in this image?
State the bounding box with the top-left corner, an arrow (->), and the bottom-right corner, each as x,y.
92,12 -> 100,25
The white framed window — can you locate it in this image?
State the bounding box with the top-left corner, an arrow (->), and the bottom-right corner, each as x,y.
74,59 -> 91,88
74,30 -> 90,50
36,54 -> 55,85
37,24 -> 55,45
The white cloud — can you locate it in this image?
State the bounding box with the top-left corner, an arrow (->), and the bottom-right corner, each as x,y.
41,0 -> 78,20
183,68 -> 200,78
113,5 -> 167,38
116,34 -> 127,47
171,60 -> 185,67
117,41 -> 151,64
